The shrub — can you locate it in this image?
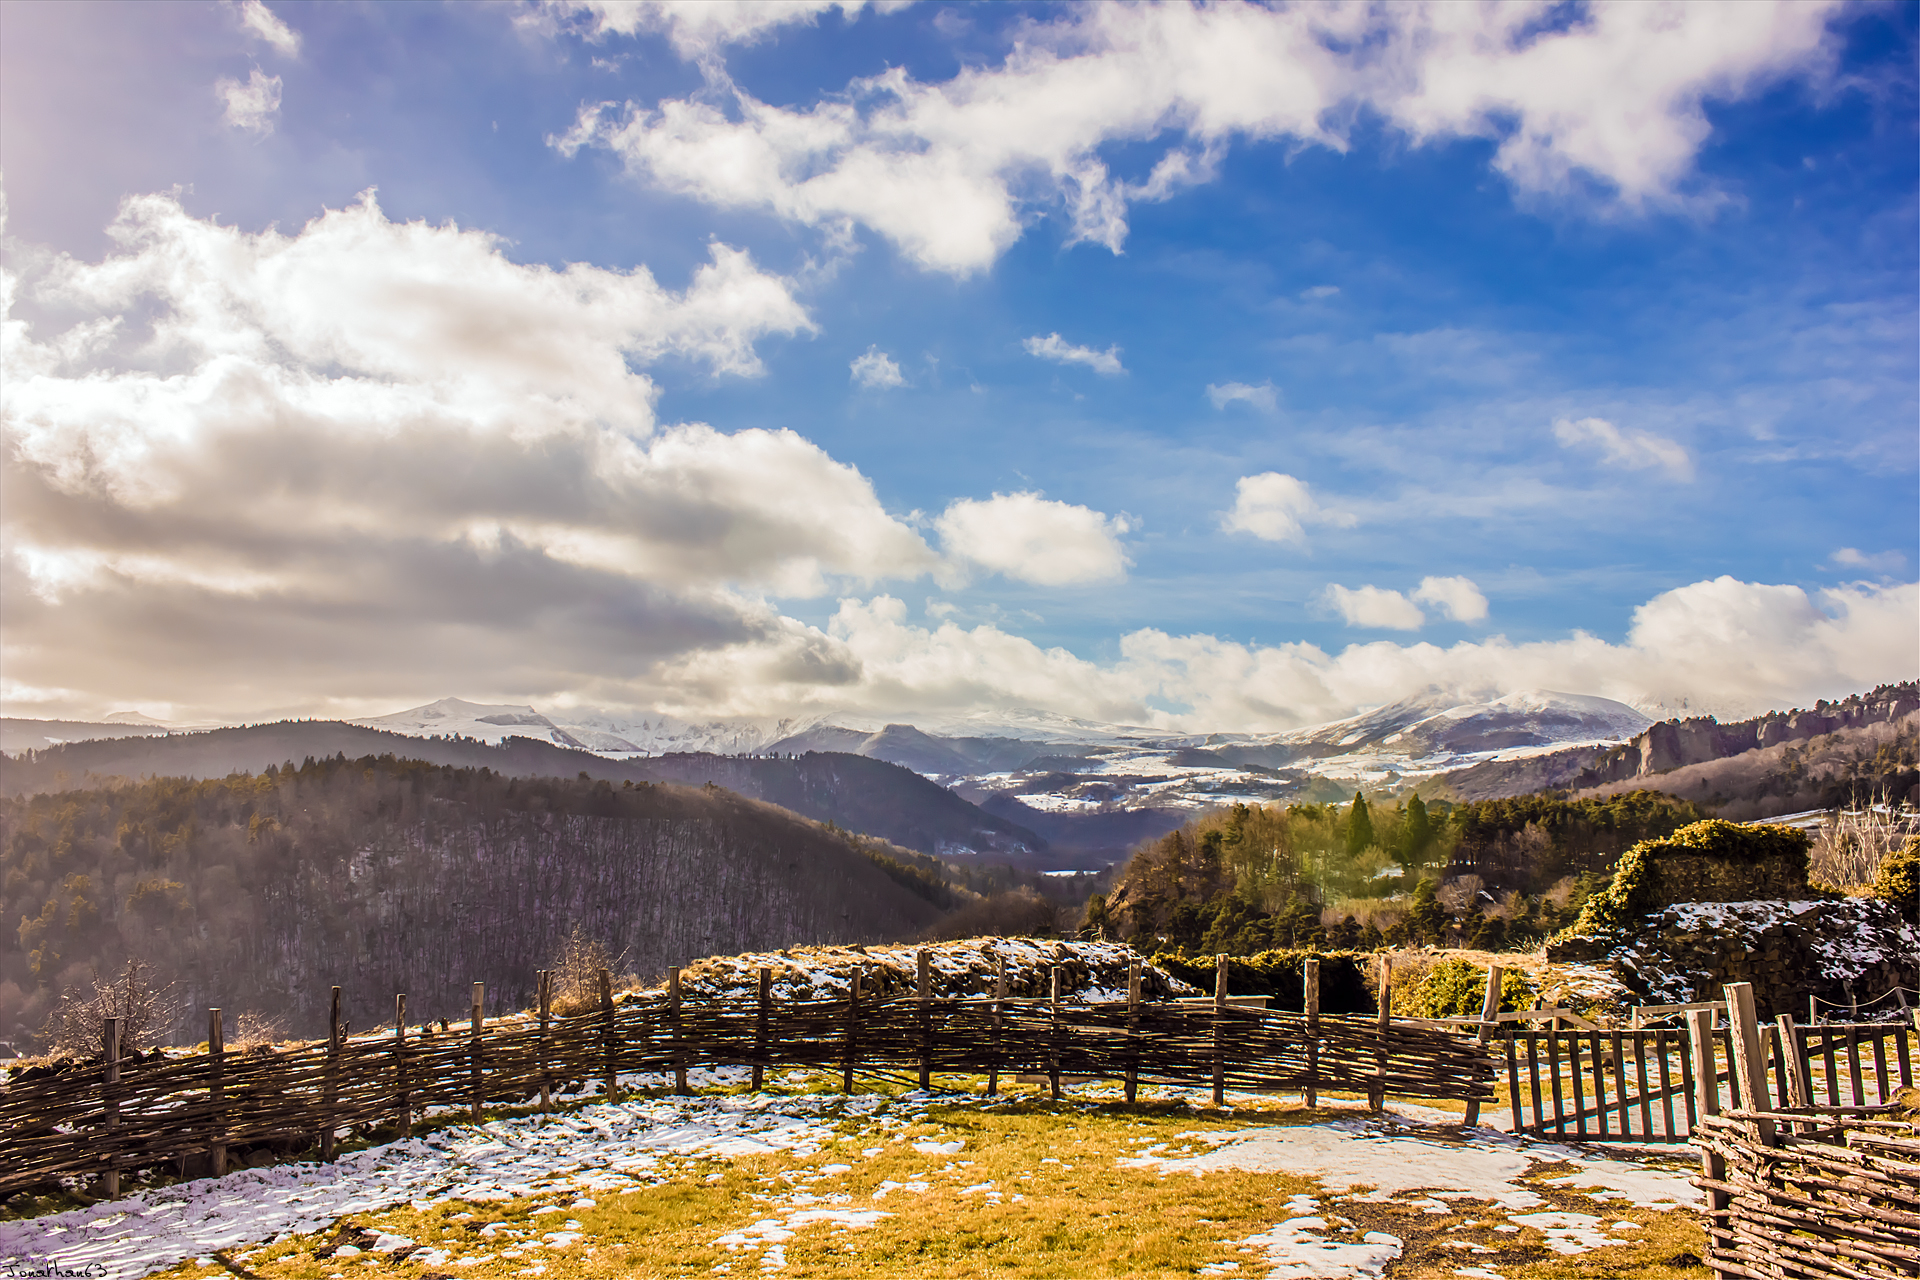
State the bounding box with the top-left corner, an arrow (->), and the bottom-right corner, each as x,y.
1872,836 -> 1920,923
1398,957 -> 1536,1019
1146,948 -> 1377,1015
1559,818 -> 1811,941
548,924 -> 622,1016
39,959 -> 180,1055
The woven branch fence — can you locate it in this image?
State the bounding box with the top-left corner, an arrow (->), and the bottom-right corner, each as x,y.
1,955 -> 1492,1199
1690,981 -> 1920,1279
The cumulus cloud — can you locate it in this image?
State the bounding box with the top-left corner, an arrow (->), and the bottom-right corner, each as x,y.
216,69 -> 283,134
0,191 -> 948,715
1220,472 -> 1352,544
1023,332 -> 1124,376
532,0 -> 883,61
1323,584 -> 1427,631
935,492 -> 1131,587
555,1 -> 1842,273
1829,547 -> 1906,574
1206,381 -> 1277,412
1554,415 -> 1693,479
1412,574 -> 1489,623
237,0 -> 302,57
849,345 -> 905,389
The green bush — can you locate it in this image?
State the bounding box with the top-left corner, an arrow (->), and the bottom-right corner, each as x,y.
1873,836 -> 1920,922
1398,958 -> 1536,1019
1559,818 -> 1811,940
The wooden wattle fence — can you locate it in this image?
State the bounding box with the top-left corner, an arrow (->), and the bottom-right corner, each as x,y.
0,954 -> 1494,1199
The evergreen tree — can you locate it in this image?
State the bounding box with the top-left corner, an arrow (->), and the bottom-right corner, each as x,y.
1407,878 -> 1446,945
1345,792 -> 1374,859
1399,794 -> 1431,873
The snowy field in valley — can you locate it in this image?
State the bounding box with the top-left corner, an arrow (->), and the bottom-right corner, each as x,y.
0,1070 -> 1701,1280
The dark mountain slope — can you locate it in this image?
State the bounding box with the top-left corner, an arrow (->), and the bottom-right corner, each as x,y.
0,758 -> 947,1047
0,722 -> 1039,859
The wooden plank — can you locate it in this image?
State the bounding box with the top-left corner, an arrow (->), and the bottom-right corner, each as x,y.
753,966 -> 772,1093
917,949 -> 932,1092
1822,1024 -> 1840,1107
394,993 -> 411,1137
1723,982 -> 1774,1146
1655,1029 -> 1676,1140
1685,1008 -> 1728,1221
1211,954 -> 1226,1107
1125,957 -> 1141,1105
1504,1035 -> 1522,1133
1548,1029 -> 1566,1139
1526,1032 -> 1545,1135
1678,1023 -> 1697,1130
1466,965 -> 1501,1127
1869,1028 -> 1890,1105
208,1009 -> 227,1177
1897,1013 -> 1914,1089
1634,1029 -> 1654,1138
1302,958 -> 1319,1110
1845,1024 -> 1864,1110
470,981 -> 485,1122
1775,1016 -> 1811,1111
1568,1031 -> 1586,1140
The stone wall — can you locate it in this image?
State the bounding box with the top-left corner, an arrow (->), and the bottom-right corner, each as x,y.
1656,852 -> 1809,904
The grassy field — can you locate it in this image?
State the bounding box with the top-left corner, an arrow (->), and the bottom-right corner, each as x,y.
137,1075 -> 1711,1280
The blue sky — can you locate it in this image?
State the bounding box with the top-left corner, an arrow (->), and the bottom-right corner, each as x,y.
1,1 -> 1914,730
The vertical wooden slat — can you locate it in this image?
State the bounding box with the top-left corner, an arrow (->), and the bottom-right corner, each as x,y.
753,966 -> 771,1093
1370,955 -> 1390,1111
1846,1024 -> 1865,1109
536,972 -> 550,1112
1567,1033 -> 1586,1139
102,1016 -> 122,1199
1302,958 -> 1319,1110
1050,965 -> 1065,1102
394,993 -> 411,1137
1724,982 -> 1773,1145
1527,1032 -> 1545,1135
1547,1029 -> 1566,1139
841,966 -> 861,1094
1678,1025 -> 1697,1131
1774,1016 -> 1811,1112
1466,965 -> 1501,1127
1896,1011 -> 1915,1088
1655,1029 -> 1676,1140
1211,954 -> 1227,1107
208,1009 -> 227,1177
917,949 -> 932,1092
987,957 -> 1005,1097
1505,1035 -> 1522,1133
323,986 -> 342,1159
1124,957 -> 1141,1104
1870,1028 -> 1891,1105
1686,1007 -> 1728,1221
1822,1025 -> 1840,1106
1590,1033 -> 1608,1137
471,981 -> 486,1122
597,970 -> 617,1103
669,966 -> 687,1096
1634,1031 -> 1653,1138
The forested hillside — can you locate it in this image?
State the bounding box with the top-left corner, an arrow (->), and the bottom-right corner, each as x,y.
0,722 -> 1038,861
1093,790 -> 1706,956
0,757 -> 958,1048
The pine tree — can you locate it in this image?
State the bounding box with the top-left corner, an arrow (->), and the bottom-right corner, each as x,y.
1399,794 -> 1431,873
1345,792 -> 1374,858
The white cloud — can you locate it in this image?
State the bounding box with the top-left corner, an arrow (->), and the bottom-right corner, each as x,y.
1323,584 -> 1427,631
1,191 -> 948,715
532,0 -> 883,60
1829,547 -> 1906,574
849,345 -> 905,389
935,492 -> 1131,586
1220,472 -> 1351,544
556,1 -> 1842,274
636,576 -> 1917,731
216,69 -> 283,135
1023,332 -> 1124,376
237,0 -> 302,57
1554,415 -> 1694,479
1412,574 -> 1489,623
1206,381 -> 1277,412
1299,285 -> 1339,300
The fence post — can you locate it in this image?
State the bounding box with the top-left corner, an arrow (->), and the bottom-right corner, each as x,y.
536,972 -> 551,1112
1370,956 -> 1391,1110
1686,1007 -> 1728,1220
753,966 -> 772,1092
986,957 -> 1005,1097
394,993 -> 410,1137
1304,958 -> 1320,1109
101,1016 -> 123,1199
470,982 -> 485,1123
1049,966 -> 1064,1101
1212,954 -> 1228,1107
598,969 -> 617,1103
917,949 -> 932,1092
842,967 -> 862,1094
1465,964 -> 1503,1127
668,966 -> 687,1095
208,1009 -> 226,1177
322,986 -> 342,1160
1723,982 -> 1774,1145
1125,957 -> 1141,1105
1775,1014 -> 1812,1113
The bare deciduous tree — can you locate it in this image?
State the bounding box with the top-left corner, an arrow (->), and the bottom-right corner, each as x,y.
40,959 -> 180,1056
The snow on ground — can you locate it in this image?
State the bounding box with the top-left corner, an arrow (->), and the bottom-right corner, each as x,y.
0,1084 -> 1701,1280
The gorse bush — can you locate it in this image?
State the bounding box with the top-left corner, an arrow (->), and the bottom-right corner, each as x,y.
1397,958 -> 1536,1020
1561,818 -> 1811,939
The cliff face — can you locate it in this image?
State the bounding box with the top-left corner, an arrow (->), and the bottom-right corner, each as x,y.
1577,682 -> 1920,787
